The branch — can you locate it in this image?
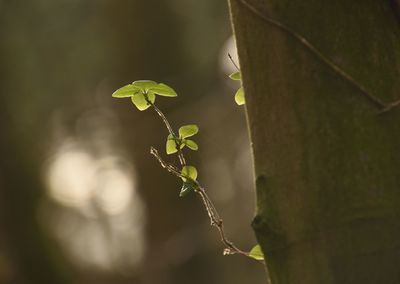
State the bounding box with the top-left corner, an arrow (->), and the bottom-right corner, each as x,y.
148,100 -> 186,165
150,147 -> 252,259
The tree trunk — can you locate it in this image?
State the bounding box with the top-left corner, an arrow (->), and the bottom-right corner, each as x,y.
228,0 -> 400,283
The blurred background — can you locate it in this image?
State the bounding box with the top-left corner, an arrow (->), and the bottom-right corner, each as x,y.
0,1 -> 265,283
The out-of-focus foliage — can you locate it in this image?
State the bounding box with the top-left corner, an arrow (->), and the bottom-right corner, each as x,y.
0,0 -> 264,283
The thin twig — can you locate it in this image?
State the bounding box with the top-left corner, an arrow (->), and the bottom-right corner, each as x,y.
151,103 -> 176,137
149,101 -> 186,165
228,53 -> 241,72
150,147 -> 182,177
236,0 -> 400,112
196,187 -> 250,257
150,146 -> 252,259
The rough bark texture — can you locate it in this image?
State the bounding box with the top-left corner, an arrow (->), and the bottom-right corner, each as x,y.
228,0 -> 400,283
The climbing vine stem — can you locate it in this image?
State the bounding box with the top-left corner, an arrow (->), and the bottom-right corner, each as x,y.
112,80 -> 264,262
149,101 -> 186,166
150,147 -> 252,259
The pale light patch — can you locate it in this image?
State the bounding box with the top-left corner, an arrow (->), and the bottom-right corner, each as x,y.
93,158 -> 134,215
43,128 -> 146,271
46,142 -> 96,209
219,35 -> 239,75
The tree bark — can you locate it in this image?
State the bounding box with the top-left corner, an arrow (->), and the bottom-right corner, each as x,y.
228,0 -> 400,283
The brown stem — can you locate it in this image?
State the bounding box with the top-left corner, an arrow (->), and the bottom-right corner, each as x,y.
148,101 -> 186,166
146,97 -> 264,261
150,147 -> 254,259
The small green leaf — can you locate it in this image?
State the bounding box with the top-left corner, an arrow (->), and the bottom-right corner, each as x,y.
234,87 -> 245,105
183,139 -> 198,151
248,245 -> 264,261
131,93 -> 155,111
179,182 -> 196,197
131,80 -> 158,92
229,71 -> 241,81
112,84 -> 141,98
179,124 -> 199,138
181,165 -> 198,182
150,83 -> 178,97
147,93 -> 156,104
166,134 -> 178,154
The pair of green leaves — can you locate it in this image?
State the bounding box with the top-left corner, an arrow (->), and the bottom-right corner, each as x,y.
166,124 -> 199,155
229,72 -> 245,105
166,125 -> 199,197
180,165 -> 198,197
112,80 -> 177,111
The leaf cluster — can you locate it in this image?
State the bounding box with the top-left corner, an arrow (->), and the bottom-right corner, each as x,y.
112,80 -> 177,110
166,126 -> 200,197
166,124 -> 199,154
112,76 -> 263,262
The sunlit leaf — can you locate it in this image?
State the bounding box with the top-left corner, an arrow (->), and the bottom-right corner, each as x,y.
166,134 -> 178,154
183,139 -> 198,151
147,93 -> 156,104
229,71 -> 241,81
112,84 -> 141,98
131,93 -> 153,111
234,87 -> 245,105
131,80 -> 158,92
179,124 -> 199,138
179,182 -> 196,197
248,244 -> 264,261
181,165 -> 197,182
150,83 -> 178,97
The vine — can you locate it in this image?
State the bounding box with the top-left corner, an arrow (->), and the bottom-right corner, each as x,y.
112,79 -> 263,262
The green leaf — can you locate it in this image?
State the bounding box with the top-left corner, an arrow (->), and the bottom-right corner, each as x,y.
183,139 -> 198,151
229,71 -> 241,81
179,124 -> 199,138
131,80 -> 158,92
150,83 -> 178,97
234,87 -> 245,105
248,245 -> 264,261
131,93 -> 154,111
147,93 -> 156,104
112,84 -> 141,98
179,182 -> 196,197
181,165 -> 198,182
166,134 -> 178,154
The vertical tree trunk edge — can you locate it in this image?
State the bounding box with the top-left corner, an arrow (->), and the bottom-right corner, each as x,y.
228,0 -> 400,283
